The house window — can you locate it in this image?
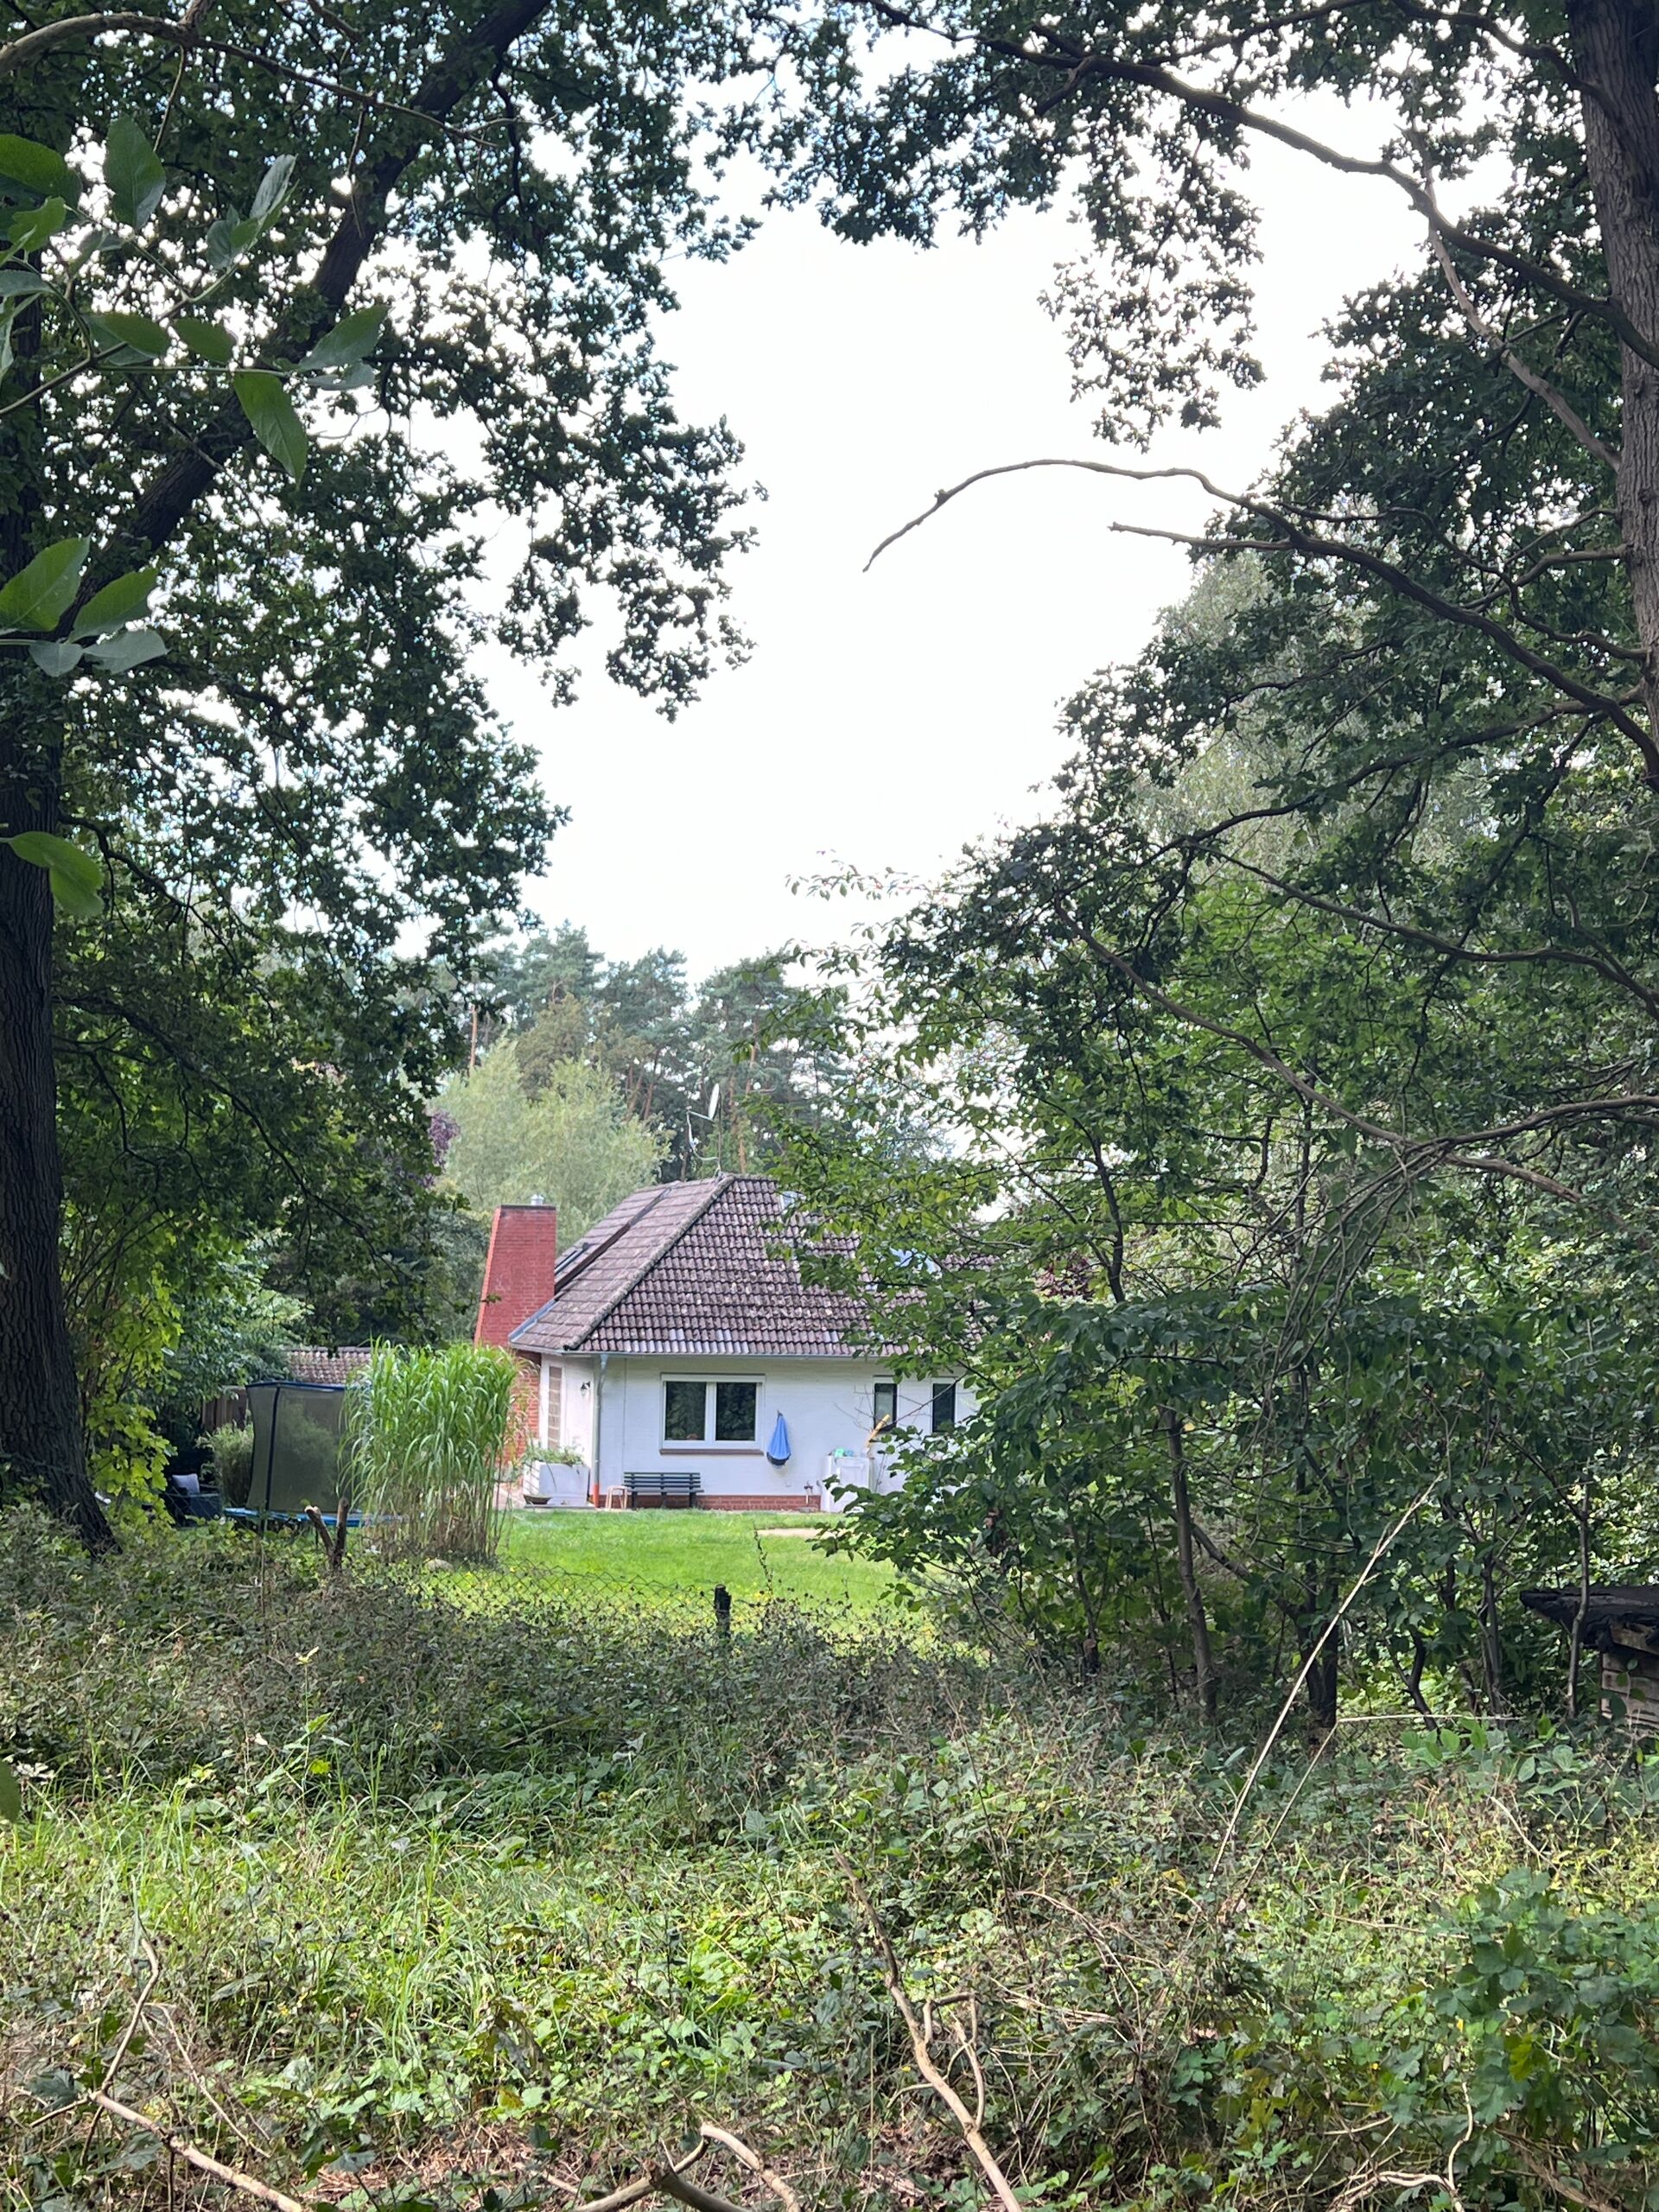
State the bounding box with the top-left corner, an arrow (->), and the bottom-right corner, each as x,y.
872,1381 -> 898,1436
715,1381 -> 758,1442
662,1378 -> 760,1446
664,1380 -> 706,1441
931,1382 -> 957,1433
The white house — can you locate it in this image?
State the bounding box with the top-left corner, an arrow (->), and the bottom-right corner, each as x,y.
475,1175 -> 970,1510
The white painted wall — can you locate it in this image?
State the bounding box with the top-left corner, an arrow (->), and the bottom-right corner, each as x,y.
543,1355 -> 597,1459
559,1356 -> 972,1503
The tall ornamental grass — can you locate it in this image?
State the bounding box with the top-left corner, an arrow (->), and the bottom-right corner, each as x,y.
348,1342 -> 515,1563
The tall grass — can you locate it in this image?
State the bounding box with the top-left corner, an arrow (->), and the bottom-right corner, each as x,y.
348,1342 -> 515,1563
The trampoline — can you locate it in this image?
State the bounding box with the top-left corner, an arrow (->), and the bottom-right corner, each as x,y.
223,1379 -> 359,1527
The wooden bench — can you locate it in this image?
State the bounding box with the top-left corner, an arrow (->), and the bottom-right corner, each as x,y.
625,1471 -> 703,1509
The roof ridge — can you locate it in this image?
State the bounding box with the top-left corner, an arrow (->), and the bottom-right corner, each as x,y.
563,1173 -> 734,1351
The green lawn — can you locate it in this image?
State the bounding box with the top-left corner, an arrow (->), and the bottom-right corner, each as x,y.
495,1504 -> 899,1615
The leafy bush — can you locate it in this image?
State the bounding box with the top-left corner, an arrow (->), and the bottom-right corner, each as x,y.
202,1421 -> 254,1504
159,1243 -> 305,1434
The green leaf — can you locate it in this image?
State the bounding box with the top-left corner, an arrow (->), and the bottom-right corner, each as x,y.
105,116 -> 166,230
48,868 -> 102,918
28,639 -> 83,675
0,135 -> 75,206
6,199 -> 69,251
88,311 -> 170,360
204,217 -> 237,271
251,154 -> 295,224
85,626 -> 164,673
300,305 -> 386,376
73,565 -> 157,637
175,315 -> 233,366
0,1759 -> 20,1822
4,832 -> 103,918
0,270 -> 48,299
6,831 -> 101,892
233,371 -> 306,481
0,537 -> 89,631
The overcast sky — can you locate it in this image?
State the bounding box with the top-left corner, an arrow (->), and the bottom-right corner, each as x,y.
479,110 -> 1423,979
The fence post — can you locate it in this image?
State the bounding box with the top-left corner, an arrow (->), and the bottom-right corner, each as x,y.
713,1583 -> 732,1642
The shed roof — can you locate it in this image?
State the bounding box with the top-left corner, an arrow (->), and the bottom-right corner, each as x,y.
1522,1586 -> 1659,1633
510,1173 -> 868,1358
285,1346 -> 371,1386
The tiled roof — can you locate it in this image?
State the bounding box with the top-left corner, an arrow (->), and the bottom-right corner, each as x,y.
507,1180 -> 726,1353
474,1205 -> 560,1348
510,1174 -> 868,1357
286,1346 -> 372,1385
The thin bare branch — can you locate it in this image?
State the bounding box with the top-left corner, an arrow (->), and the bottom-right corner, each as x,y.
0,10 -> 181,75
0,10 -> 499,141
86,2092 -> 310,2212
696,2125 -> 802,2212
867,454 -> 1659,779
103,1936 -> 163,2094
650,2171 -> 750,2212
1210,1479 -> 1441,1874
839,1859 -> 1025,2212
1054,883 -> 1659,1173
559,2144 -> 713,2212
1215,847 -> 1659,1022
1503,2139 -> 1635,2212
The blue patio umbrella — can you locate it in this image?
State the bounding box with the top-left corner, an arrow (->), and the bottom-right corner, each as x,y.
766,1412 -> 792,1466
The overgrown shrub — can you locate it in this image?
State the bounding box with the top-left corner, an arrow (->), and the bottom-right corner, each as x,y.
6,1514 -> 1659,2210
202,1421 -> 254,1504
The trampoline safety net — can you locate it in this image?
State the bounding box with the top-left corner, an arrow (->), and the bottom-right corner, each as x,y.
245,1382 -> 349,1516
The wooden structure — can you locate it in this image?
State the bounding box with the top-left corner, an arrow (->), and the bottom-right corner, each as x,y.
1522,1586 -> 1659,1732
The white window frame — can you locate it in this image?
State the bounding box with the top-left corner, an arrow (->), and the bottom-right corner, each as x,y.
872,1379 -> 899,1439
874,1378 -> 958,1436
660,1376 -> 764,1452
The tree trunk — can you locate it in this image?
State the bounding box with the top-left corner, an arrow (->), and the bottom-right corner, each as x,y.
1570,0 -> 1659,771
1304,1632 -> 1338,1733
1404,1630 -> 1433,1719
1162,1406 -> 1217,1719
0,697 -> 111,1550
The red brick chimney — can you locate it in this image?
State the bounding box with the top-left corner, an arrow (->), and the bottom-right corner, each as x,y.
474,1202 -> 559,1348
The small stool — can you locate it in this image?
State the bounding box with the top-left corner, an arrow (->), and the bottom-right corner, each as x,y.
604,1484 -> 629,1510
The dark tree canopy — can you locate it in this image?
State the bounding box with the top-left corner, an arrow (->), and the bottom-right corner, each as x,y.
0,0 -> 772,1540
763,2 -> 1659,1719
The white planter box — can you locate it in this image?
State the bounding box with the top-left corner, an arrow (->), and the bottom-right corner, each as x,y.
823,1452 -> 870,1510
522,1460 -> 590,1507
822,1451 -> 904,1509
